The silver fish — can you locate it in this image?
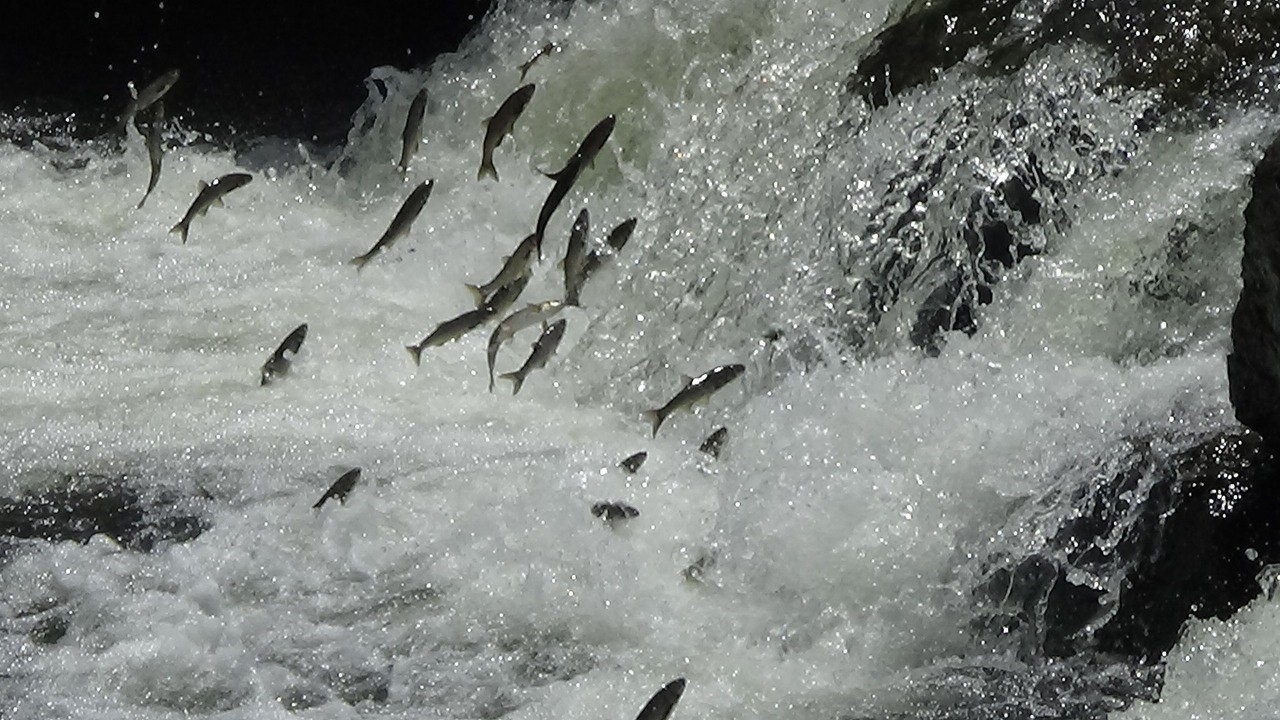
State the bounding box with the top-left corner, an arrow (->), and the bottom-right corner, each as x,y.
400,88 -> 428,175
136,101 -> 165,209
634,679 -> 687,720
480,272 -> 532,320
643,364 -> 744,437
405,305 -> 496,367
478,84 -> 535,182
486,300 -> 564,392
574,217 -> 637,304
699,426 -> 728,459
169,172 -> 253,244
562,208 -> 590,305
120,68 -> 180,133
499,318 -> 567,395
260,323 -> 307,386
517,42 -> 557,81
350,180 -> 434,270
313,468 -> 360,509
618,451 -> 647,474
534,115 -> 616,258
466,233 -> 538,307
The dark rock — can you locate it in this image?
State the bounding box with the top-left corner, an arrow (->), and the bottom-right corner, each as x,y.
0,473 -> 208,557
973,430 -> 1280,664
1230,133 -> 1280,448
29,613 -> 70,645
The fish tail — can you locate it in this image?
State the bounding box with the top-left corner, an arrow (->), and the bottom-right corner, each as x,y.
405,344 -> 424,367
499,371 -> 524,396
349,254 -> 371,271
169,221 -> 188,244
477,159 -> 498,182
643,409 -> 665,438
465,283 -> 487,307
312,493 -> 329,510
136,194 -> 147,210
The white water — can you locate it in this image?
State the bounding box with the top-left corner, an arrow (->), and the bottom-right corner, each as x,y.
0,0 -> 1276,717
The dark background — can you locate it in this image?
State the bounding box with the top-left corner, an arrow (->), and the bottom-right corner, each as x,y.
0,1 -> 499,145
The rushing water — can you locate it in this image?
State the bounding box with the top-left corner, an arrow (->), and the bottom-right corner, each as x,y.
1,0 -> 1278,718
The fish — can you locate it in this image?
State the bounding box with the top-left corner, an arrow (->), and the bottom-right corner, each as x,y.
562,208 -> 590,305
517,42 -> 557,81
466,233 -> 539,306
499,318 -> 567,395
534,115 -> 616,259
399,88 -> 429,175
135,101 -> 165,209
313,468 -> 361,509
486,300 -> 564,392
633,678 -> 687,720
350,180 -> 434,270
169,172 -> 253,244
643,364 -> 745,437
699,427 -> 728,459
481,272 -> 532,319
478,84 -> 535,182
405,306 -> 496,367
574,217 -> 637,303
591,501 -> 639,522
260,323 -> 308,386
119,68 -> 180,133
618,451 -> 647,474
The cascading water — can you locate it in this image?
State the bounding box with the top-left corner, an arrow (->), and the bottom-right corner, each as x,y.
2,0 -> 1279,718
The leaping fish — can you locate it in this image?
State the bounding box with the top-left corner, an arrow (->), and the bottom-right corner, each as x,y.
643,364 -> 744,437
260,323 -> 308,386
399,88 -> 428,176
119,68 -> 180,134
533,115 -> 615,259
313,468 -> 361,510
405,306 -> 496,367
136,101 -> 166,209
486,300 -> 564,392
517,42 -> 557,81
169,172 -> 253,244
562,208 -> 590,305
478,84 -> 535,182
633,679 -> 687,720
466,233 -> 539,307
350,180 -> 434,270
499,319 -> 567,395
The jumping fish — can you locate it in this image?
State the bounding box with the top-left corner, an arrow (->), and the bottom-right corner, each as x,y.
486,300 -> 564,392
591,501 -> 639,522
499,318 -> 567,395
517,42 -> 557,81
633,679 -> 687,720
643,364 -> 745,437
534,115 -> 616,259
136,101 -> 165,209
119,68 -> 180,133
466,233 -> 538,307
580,217 -> 637,280
699,427 -> 728,459
478,84 -> 535,182
562,208 -> 590,305
260,323 -> 308,386
350,180 -> 434,270
405,306 -> 496,367
618,451 -> 647,474
313,468 -> 361,510
169,172 -> 253,244
399,88 -> 429,175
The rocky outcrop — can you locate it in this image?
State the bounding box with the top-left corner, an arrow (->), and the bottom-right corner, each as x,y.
0,473 -> 208,557
1229,134 -> 1280,448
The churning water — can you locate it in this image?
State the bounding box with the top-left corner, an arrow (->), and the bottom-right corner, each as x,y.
1,0 -> 1277,718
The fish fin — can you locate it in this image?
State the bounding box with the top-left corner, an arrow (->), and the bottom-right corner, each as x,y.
499,371 -> 524,396
481,116 -> 491,128
198,180 -> 208,191
169,222 -> 188,244
465,284 -> 487,307
312,492 -> 329,510
136,194 -> 147,210
681,374 -> 693,385
642,409 -> 665,438
406,344 -> 424,367
477,160 -> 498,182
213,196 -> 224,208
349,254 -> 371,271
541,167 -> 571,182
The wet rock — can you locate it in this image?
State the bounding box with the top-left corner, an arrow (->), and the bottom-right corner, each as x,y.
1229,133 -> 1280,448
974,430 -> 1280,664
0,473 -> 208,557
325,665 -> 391,705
